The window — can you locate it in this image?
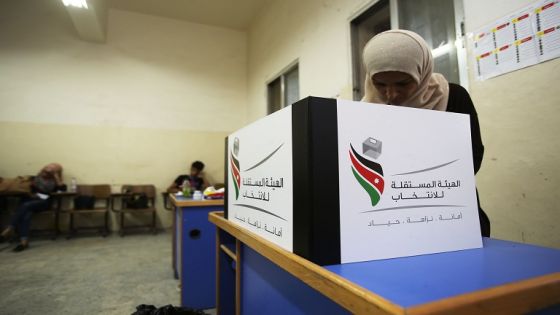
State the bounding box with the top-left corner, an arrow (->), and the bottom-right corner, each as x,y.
267,64 -> 299,114
351,0 -> 466,101
350,0 -> 391,101
398,0 -> 464,85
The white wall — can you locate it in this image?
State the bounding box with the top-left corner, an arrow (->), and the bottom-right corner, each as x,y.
246,0 -> 560,248
0,1 -> 247,229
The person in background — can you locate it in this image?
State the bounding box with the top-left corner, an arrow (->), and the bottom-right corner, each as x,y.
361,29 -> 490,237
0,163 -> 67,252
167,161 -> 208,193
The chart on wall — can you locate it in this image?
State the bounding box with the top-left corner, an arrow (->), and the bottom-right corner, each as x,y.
472,0 -> 560,80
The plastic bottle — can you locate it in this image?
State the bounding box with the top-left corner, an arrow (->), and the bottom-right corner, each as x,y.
182,180 -> 191,198
70,177 -> 77,192
193,190 -> 203,200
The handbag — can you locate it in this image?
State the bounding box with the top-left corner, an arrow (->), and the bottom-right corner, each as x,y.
74,195 -> 96,209
125,193 -> 149,209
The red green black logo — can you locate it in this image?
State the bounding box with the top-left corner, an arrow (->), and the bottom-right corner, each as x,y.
230,138 -> 241,200
350,142 -> 384,206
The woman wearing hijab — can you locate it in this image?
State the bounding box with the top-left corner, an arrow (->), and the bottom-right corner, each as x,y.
0,163 -> 67,252
361,29 -> 490,237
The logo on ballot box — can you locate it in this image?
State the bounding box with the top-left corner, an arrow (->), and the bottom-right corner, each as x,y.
230,137 -> 241,200
350,137 -> 385,206
338,99 -> 482,263
226,106 -> 294,252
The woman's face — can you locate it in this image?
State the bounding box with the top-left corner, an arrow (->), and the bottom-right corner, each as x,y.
371,71 -> 418,105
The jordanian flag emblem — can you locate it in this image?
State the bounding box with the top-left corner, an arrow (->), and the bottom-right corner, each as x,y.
350,144 -> 384,206
230,152 -> 241,199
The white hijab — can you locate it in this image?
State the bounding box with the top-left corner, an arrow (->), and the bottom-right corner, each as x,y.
361,30 -> 449,111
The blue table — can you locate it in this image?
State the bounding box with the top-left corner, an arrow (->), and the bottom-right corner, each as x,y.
170,195 -> 224,309
210,211 -> 560,315
325,238 -> 560,309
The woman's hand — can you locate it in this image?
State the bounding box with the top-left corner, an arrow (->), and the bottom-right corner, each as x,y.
53,171 -> 63,185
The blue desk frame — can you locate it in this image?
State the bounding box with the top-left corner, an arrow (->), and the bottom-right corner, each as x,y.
170,195 -> 224,309
210,211 -> 560,315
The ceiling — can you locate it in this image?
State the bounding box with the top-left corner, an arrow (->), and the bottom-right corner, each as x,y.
109,0 -> 272,30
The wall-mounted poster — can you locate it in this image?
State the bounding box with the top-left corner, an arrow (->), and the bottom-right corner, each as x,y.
472,0 -> 560,80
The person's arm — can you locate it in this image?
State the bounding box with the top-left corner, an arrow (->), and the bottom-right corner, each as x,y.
470,107 -> 485,174
448,84 -> 484,174
167,176 -> 181,193
200,172 -> 210,190
463,90 -> 484,174
53,170 -> 67,192
53,170 -> 63,186
167,183 -> 179,193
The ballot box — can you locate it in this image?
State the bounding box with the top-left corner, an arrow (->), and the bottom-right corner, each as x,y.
225,97 -> 482,265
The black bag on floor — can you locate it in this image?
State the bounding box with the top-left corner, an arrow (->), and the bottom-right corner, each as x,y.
131,304 -> 208,315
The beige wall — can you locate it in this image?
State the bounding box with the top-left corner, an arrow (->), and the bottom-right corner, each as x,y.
464,0 -> 560,248
247,0 -> 559,248
247,0 -> 367,121
0,1 -> 246,229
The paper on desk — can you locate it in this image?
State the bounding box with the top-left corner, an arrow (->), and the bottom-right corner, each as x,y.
36,193 -> 49,200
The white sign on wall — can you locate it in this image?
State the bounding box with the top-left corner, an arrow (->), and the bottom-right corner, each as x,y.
337,99 -> 483,263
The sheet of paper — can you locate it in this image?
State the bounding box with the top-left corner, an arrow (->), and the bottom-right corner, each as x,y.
536,1 -> 560,60
471,0 -> 560,80
36,193 -> 49,200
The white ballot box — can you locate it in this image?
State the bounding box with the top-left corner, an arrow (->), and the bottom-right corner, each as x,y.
225,97 -> 482,265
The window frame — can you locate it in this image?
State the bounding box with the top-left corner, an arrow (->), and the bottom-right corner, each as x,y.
266,60 -> 299,114
348,0 -> 468,101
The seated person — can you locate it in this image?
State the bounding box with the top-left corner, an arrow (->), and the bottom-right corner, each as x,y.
167,161 -> 208,193
0,163 -> 67,252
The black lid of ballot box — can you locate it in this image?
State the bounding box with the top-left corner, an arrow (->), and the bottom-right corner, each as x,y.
292,97 -> 341,265
224,97 -> 342,266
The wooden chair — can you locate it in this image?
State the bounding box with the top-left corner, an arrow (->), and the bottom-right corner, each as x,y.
112,185 -> 157,236
162,192 -> 173,210
67,185 -> 111,238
